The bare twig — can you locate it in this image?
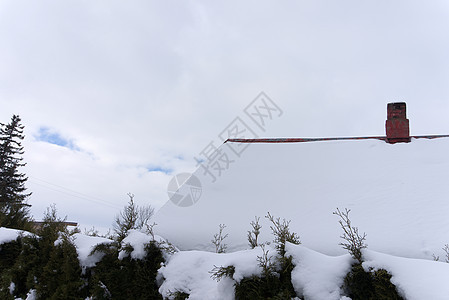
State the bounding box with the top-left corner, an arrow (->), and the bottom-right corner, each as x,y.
212,224 -> 228,253
248,216 -> 262,249
265,212 -> 300,256
333,208 -> 367,263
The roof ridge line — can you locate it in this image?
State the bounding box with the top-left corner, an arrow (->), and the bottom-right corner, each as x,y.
225,135 -> 449,143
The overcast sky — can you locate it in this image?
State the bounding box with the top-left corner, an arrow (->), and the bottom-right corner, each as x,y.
1,0 -> 449,231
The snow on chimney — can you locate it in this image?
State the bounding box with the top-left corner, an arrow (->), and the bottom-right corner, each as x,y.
386,102 -> 410,144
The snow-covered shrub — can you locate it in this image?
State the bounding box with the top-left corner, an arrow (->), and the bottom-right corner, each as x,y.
335,208 -> 403,300
265,212 -> 300,256
84,196 -> 164,299
1,200 -> 166,299
210,265 -> 235,282
257,245 -> 277,278
333,208 -> 366,264
344,264 -> 404,300
0,237 -> 22,275
371,269 -> 404,300
89,240 -> 164,299
37,235 -> 84,299
0,205 -> 86,299
234,212 -> 299,299
0,234 -> 39,299
235,274 -> 287,299
169,290 -> 189,299
113,193 -> 155,243
0,237 -> 22,300
234,245 -> 286,299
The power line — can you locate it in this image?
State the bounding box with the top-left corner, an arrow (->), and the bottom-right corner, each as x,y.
28,176 -> 122,210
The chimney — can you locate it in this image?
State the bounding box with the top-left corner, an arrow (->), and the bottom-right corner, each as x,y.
385,102 -> 410,144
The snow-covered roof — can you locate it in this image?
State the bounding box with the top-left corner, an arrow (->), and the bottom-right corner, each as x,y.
154,138 -> 449,259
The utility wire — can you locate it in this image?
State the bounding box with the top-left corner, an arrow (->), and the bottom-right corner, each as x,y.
28,176 -> 122,210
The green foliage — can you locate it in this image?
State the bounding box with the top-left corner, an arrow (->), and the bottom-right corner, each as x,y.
0,238 -> 22,272
90,241 -> 164,299
335,208 -> 403,299
87,196 -> 163,298
1,235 -> 40,298
344,263 -> 404,300
169,291 -> 190,300
234,257 -> 296,299
0,115 -> 32,230
0,238 -> 22,299
372,269 -> 404,300
235,274 -> 294,300
209,265 -> 235,281
0,205 -> 88,299
37,204 -> 68,237
257,245 -> 277,278
276,255 -> 296,298
344,263 -> 373,299
234,213 -> 298,299
113,193 -> 155,243
0,193 -> 163,299
1,203 -> 410,300
38,236 -> 84,300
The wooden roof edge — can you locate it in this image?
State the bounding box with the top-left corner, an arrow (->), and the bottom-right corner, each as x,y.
31,221 -> 78,227
225,135 -> 449,143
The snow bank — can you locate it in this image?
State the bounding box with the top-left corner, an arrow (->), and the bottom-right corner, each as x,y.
286,243 -> 353,300
71,233 -> 114,268
158,245 -> 275,300
0,227 -> 31,244
363,250 -> 449,300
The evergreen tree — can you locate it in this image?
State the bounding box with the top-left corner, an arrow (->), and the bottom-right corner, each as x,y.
38,236 -> 84,300
0,205 -> 81,299
0,115 -> 31,229
90,241 -> 164,299
113,193 -> 154,242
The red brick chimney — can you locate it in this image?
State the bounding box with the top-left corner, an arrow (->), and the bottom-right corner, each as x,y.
386,102 -> 410,144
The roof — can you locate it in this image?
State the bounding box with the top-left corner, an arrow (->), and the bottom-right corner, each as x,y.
153,137 -> 449,259
225,134 -> 449,143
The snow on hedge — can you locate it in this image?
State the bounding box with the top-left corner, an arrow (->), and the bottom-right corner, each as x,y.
158,244 -> 449,300
4,227 -> 449,298
71,233 -> 114,268
363,250 -> 449,300
286,243 -> 352,300
158,245 -> 275,299
0,227 -> 31,244
118,229 -> 169,260
71,230 -> 170,267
